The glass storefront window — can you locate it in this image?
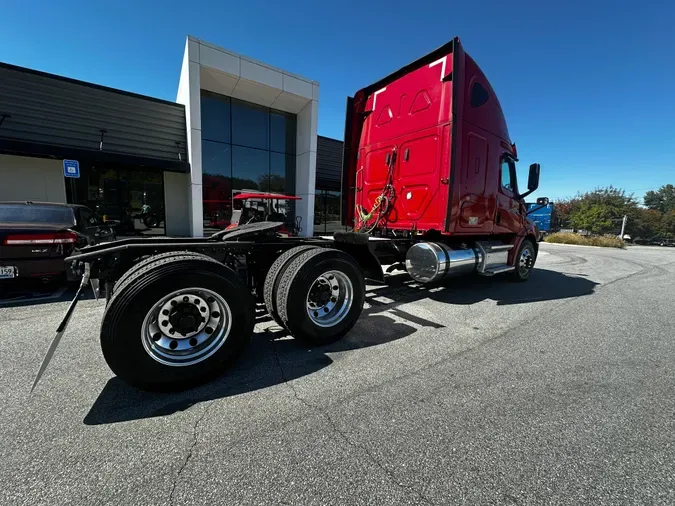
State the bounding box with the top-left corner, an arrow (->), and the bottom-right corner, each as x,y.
232,146 -> 270,192
314,190 -> 344,235
270,112 -> 296,154
66,163 -> 166,237
231,99 -> 269,150
201,92 -> 231,143
200,91 -> 297,234
202,141 -> 233,234
270,152 -> 294,194
202,140 -> 231,178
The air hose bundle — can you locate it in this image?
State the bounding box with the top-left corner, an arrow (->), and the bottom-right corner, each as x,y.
354,147 -> 397,233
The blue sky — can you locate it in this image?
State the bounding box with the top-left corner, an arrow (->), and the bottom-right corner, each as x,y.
2,0 -> 674,201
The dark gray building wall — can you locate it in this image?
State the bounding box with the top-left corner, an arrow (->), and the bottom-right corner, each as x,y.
0,63 -> 188,170
316,135 -> 343,192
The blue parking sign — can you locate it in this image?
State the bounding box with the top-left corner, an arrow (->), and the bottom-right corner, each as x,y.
63,159 -> 80,178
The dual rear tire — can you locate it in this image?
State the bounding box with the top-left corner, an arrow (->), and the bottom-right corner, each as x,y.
101,253 -> 255,391
101,248 -> 365,391
264,246 -> 366,345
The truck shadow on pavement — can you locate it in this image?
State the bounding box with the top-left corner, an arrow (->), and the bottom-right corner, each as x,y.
83,268 -> 596,425
0,283 -> 98,308
375,266 -> 598,307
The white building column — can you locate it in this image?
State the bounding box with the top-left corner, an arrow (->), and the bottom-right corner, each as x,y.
176,38 -> 204,237
295,97 -> 319,237
177,35 -> 319,238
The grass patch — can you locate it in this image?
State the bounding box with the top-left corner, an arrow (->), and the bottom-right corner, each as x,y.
544,232 -> 625,249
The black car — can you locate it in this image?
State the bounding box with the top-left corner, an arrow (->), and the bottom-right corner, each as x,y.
0,201 -> 115,287
650,237 -> 675,247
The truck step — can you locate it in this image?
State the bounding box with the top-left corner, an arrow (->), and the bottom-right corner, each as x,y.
479,265 -> 515,276
483,244 -> 513,252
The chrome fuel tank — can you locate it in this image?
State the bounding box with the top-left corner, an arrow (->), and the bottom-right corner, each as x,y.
405,242 -> 480,283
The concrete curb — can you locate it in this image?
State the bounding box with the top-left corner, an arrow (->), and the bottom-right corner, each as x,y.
540,242 -> 626,251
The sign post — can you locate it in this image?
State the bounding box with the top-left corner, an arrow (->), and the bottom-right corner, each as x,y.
63,160 -> 80,204
63,160 -> 80,178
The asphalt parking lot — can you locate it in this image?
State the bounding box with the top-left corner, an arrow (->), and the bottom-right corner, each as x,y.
1,243 -> 674,505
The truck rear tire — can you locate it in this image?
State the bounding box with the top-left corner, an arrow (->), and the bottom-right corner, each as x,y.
276,248 -> 365,345
263,245 -> 319,328
510,239 -> 536,282
100,254 -> 255,391
110,251 -> 209,301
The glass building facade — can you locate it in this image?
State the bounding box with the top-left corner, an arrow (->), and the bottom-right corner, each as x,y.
66,163 -> 165,236
314,190 -> 343,235
200,90 -> 297,234
313,136 -> 346,235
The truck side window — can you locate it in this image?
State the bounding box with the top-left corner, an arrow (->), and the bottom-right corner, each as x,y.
470,82 -> 489,108
500,157 -> 516,193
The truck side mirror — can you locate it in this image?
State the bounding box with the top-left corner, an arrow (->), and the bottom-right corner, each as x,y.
536,197 -> 549,206
527,163 -> 541,192
517,163 -> 541,200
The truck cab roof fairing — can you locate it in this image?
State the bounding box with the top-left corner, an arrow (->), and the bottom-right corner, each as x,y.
460,53 -> 511,146
341,37 -> 513,227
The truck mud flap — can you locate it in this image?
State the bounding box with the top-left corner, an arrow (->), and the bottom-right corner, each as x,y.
332,239 -> 384,283
31,264 -> 91,393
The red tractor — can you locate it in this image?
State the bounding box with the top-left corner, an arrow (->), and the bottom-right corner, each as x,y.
35,36 -> 548,393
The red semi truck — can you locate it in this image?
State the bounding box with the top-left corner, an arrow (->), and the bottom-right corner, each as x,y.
33,37 -> 547,392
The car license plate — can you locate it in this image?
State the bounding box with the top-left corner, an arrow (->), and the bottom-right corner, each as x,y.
0,266 -> 16,279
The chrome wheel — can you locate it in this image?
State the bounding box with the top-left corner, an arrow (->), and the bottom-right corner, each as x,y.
306,270 -> 354,327
518,246 -> 534,277
141,287 -> 232,367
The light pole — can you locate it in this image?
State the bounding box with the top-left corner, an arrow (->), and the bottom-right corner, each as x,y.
620,215 -> 628,238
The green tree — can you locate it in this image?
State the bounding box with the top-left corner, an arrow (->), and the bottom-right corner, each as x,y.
553,198 -> 575,228
569,202 -> 615,234
567,186 -> 637,234
644,184 -> 675,213
662,210 -> 675,238
627,208 -> 663,239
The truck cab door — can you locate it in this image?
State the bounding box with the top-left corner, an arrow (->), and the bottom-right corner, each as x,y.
494,155 -> 523,234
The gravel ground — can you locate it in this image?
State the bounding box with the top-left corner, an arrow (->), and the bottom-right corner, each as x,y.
1,243 -> 674,505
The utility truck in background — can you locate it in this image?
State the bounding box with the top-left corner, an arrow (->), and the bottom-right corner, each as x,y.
525,202 -> 557,241
33,37 -> 547,392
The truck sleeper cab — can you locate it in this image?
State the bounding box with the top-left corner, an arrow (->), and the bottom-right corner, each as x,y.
32,37 -> 544,393
342,37 -> 542,282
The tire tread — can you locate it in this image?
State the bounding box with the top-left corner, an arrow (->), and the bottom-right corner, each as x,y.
510,239 -> 536,282
101,254 -> 253,391
111,251 -> 213,298
277,248 -> 329,326
276,248 -> 365,344
263,245 -> 318,327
